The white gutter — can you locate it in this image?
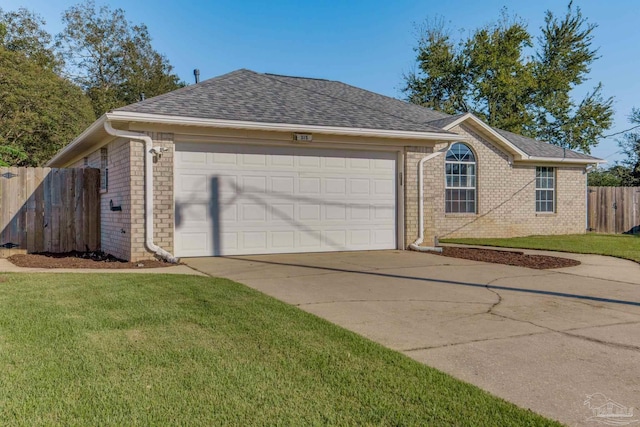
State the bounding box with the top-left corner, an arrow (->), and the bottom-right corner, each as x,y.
524,156 -> 607,165
409,142 -> 453,253
105,111 -> 461,141
103,121 -> 179,263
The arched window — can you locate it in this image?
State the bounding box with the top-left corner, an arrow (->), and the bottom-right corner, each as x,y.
445,143 -> 476,213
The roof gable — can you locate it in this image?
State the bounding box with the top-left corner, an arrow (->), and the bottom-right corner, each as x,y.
434,112 -> 601,163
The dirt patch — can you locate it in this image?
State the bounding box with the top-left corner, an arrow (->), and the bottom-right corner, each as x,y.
438,246 -> 580,269
7,251 -> 174,269
0,276 -> 7,282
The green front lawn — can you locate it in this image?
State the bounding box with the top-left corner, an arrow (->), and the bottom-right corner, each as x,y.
441,233 -> 640,263
0,273 -> 558,426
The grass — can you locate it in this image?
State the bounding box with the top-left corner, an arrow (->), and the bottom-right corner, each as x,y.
441,233 -> 640,263
0,273 -> 559,426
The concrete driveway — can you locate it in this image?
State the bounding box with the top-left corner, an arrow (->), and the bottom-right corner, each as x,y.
185,250 -> 640,426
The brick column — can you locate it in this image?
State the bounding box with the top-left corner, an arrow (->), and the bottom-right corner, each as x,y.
129,132 -> 175,261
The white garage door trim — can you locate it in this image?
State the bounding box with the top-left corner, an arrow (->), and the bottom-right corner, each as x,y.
174,142 -> 399,257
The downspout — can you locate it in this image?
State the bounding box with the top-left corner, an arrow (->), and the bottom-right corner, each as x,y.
585,164 -> 597,231
409,142 -> 453,253
104,121 -> 179,263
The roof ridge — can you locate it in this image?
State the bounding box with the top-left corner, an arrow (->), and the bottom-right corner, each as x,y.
264,72 -> 331,82
262,72 -> 453,134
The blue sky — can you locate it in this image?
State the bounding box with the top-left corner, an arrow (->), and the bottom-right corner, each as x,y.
3,0 -> 638,164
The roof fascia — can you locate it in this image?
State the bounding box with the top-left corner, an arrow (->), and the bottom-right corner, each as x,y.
440,113 -> 529,159
46,115 -> 107,167
518,156 -> 606,165
106,111 -> 460,141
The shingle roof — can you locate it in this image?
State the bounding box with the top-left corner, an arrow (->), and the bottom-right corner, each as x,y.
116,69 -> 449,134
116,68 -> 600,161
426,114 -> 466,129
493,128 -> 600,161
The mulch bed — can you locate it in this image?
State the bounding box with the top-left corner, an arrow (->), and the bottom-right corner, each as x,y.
437,246 -> 580,269
7,251 -> 173,269
4,247 -> 578,270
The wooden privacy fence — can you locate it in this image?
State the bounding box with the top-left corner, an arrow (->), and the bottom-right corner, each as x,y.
0,167 -> 100,257
587,186 -> 640,234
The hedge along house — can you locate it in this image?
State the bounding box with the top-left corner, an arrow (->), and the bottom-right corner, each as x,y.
47,69 -> 603,262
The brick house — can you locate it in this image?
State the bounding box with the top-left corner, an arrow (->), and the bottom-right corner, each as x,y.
47,69 -> 602,261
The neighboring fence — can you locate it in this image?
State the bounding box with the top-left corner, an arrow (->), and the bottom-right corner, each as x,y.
0,167 -> 100,257
587,186 -> 640,234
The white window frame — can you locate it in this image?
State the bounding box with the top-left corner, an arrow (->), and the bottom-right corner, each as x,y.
100,147 -> 108,192
535,166 -> 555,213
445,143 -> 477,214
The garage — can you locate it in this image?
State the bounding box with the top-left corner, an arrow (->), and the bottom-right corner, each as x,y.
174,142 -> 398,257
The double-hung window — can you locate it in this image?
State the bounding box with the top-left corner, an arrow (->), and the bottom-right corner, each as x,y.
535,167 -> 555,212
445,143 -> 476,213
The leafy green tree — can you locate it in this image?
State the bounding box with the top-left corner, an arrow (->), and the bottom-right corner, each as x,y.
404,3 -> 613,153
464,14 -> 536,135
0,7 -> 59,70
532,5 -> 613,151
617,108 -> 640,186
587,167 -> 623,186
404,19 -> 468,115
0,47 -> 94,166
56,0 -> 184,116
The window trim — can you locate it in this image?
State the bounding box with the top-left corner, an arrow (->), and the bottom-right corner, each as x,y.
444,142 -> 477,214
100,147 -> 108,192
535,166 -> 555,213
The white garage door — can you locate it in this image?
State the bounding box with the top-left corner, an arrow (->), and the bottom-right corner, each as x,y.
174,143 -> 397,257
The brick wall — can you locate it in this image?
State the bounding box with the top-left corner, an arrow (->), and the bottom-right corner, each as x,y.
128,132 -> 175,262
69,138 -> 132,259
404,145 -> 432,247
406,124 -> 587,245
71,133 -> 175,262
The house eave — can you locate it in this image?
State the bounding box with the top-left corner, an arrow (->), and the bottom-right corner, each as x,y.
46,115 -> 109,167
441,113 -> 530,159
516,156 -> 606,165
105,111 -> 460,141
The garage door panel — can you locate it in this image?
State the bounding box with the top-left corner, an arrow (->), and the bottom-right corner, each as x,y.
272,231 -> 295,248
374,178 -> 394,195
210,152 -> 237,165
374,228 -> 395,245
298,156 -> 321,168
179,203 -> 209,223
349,229 -> 371,246
325,178 -> 346,194
243,153 -> 267,166
271,204 -> 295,223
242,176 -> 267,193
271,177 -> 294,194
324,157 -> 346,168
299,204 -> 321,221
325,204 -> 347,220
177,174 -> 208,196
221,204 -> 238,222
324,230 -> 347,247
175,143 -> 397,256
